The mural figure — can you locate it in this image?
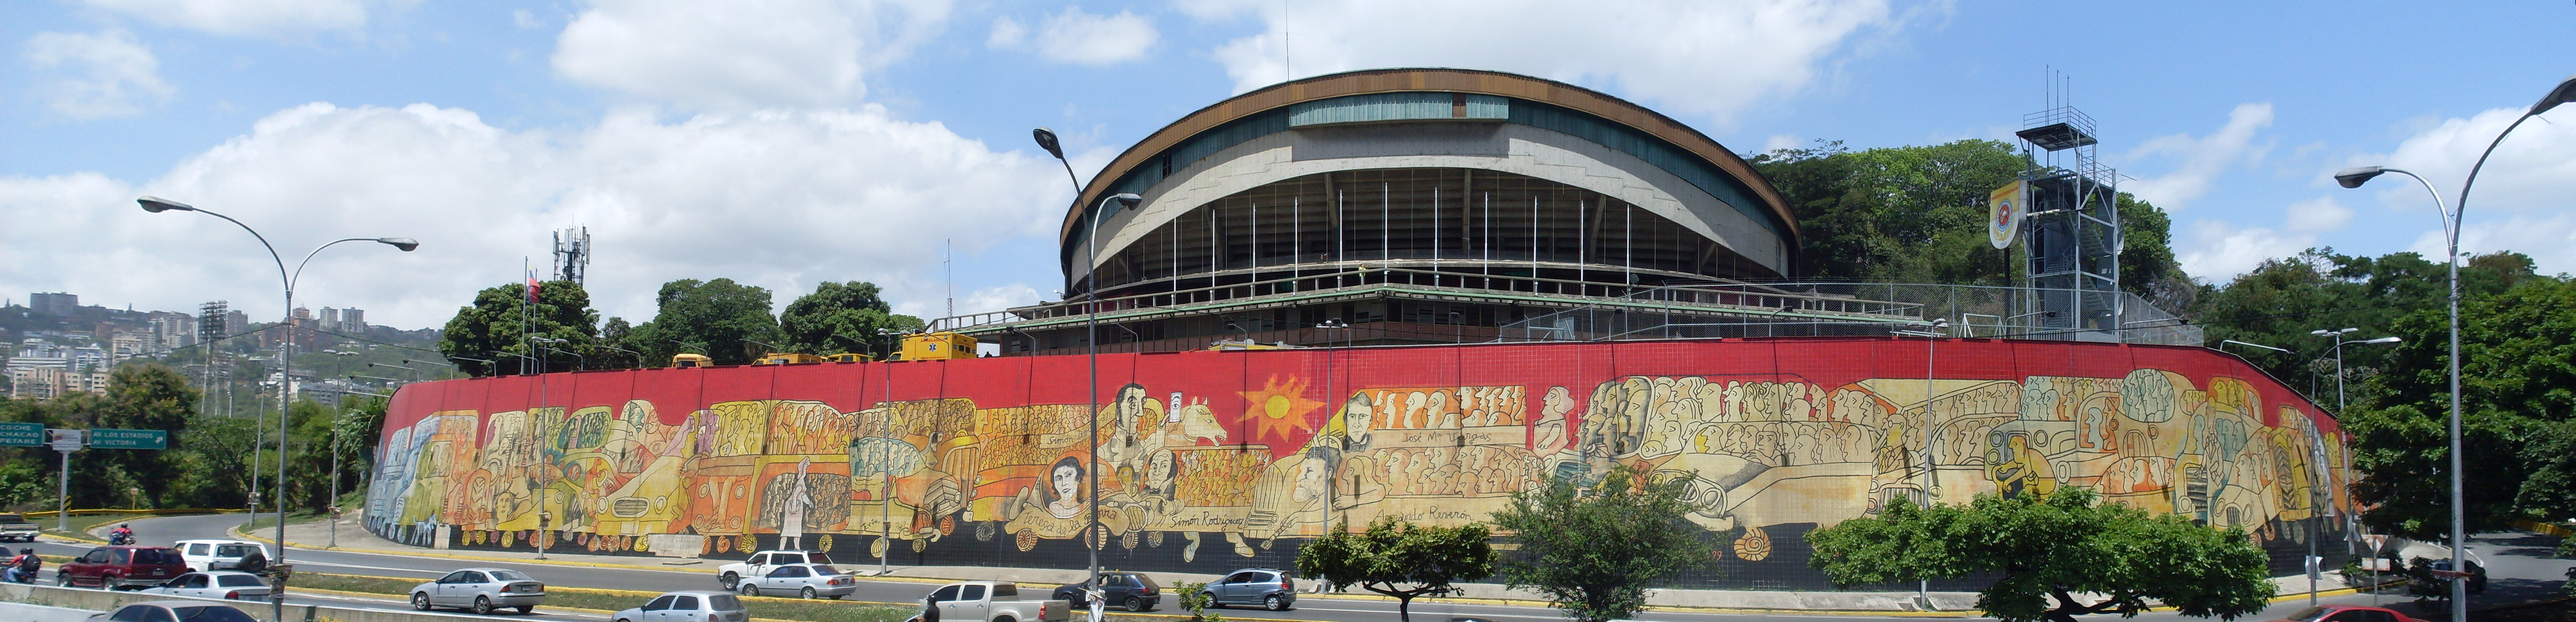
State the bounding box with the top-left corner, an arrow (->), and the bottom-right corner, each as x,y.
781,457 -> 815,549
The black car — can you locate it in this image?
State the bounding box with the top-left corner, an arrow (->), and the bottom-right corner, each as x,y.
1052,572 -> 1160,612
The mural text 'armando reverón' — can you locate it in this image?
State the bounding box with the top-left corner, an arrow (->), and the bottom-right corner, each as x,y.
366,337 -> 2352,590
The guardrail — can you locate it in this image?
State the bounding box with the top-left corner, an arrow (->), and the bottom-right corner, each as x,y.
1497,281 -> 2201,346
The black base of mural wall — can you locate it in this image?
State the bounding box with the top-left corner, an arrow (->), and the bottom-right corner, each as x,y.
368,516 -> 2354,594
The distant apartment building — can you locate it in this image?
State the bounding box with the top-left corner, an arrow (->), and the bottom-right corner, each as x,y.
6,338 -> 109,398
148,311 -> 196,351
28,292 -> 76,316
340,308 -> 365,332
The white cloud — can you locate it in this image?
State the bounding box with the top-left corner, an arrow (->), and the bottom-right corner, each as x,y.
1018,7 -> 1157,66
0,101 -> 1065,329
552,0 -> 952,109
2283,195 -> 2351,233
987,16 -> 1026,48
2177,219 -> 2311,281
2408,214 -> 2576,276
22,29 -> 175,119
2356,107 -> 2576,216
2120,102 -> 2273,209
1187,0 -> 1910,123
513,9 -> 545,29
79,0 -> 373,37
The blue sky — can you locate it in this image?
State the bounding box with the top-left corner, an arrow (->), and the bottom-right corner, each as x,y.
5,0 -> 2573,330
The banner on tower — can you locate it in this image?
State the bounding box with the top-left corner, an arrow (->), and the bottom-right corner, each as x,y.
1989,180 -> 2028,249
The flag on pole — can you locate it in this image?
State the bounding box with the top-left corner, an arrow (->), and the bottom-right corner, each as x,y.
526,268 -> 542,304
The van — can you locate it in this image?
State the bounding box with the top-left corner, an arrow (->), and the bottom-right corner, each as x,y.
173,540 -> 270,573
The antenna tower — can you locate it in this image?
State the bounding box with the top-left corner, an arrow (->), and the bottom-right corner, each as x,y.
553,227 -> 592,286
2012,70 -> 2123,335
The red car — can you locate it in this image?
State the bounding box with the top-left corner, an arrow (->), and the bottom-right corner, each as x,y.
2274,605 -> 2425,622
59,545 -> 189,590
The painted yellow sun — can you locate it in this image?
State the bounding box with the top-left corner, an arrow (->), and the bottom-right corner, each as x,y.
1237,375 -> 1321,447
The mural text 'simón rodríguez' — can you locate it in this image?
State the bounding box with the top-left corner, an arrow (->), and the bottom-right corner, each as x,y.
366,338 -> 2352,590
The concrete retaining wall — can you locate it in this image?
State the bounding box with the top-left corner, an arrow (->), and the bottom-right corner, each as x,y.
0,583 -> 469,622
0,600 -> 104,622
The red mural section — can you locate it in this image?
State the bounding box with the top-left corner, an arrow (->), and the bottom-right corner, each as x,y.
364,337 -> 2352,587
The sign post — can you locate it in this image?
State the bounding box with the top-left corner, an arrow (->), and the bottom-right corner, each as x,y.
49,429 -> 83,533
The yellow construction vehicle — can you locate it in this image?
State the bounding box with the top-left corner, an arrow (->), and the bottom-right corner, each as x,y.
671,353 -> 714,368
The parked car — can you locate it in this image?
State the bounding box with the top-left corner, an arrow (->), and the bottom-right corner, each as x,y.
2272,604 -> 2426,622
1198,568 -> 1295,611
58,545 -> 189,590
0,514 -> 38,542
921,580 -> 1070,622
613,590 -> 749,622
173,540 -> 269,573
735,563 -> 855,600
410,567 -> 547,615
1052,571 -> 1160,612
716,550 -> 832,590
139,571 -> 272,601
84,601 -> 260,622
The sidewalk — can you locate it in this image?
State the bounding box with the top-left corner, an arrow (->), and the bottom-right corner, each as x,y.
240,511 -> 2365,615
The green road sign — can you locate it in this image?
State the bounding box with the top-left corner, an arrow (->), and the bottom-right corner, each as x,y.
88,429 -> 167,450
0,422 -> 40,447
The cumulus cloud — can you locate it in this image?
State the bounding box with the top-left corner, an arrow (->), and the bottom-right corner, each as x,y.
2407,214 -> 2576,276
1183,0 -> 1909,123
0,102 -> 1064,329
988,7 -> 1158,66
2177,219 -> 2311,281
23,29 -> 175,119
78,0 -> 374,37
2282,195 -> 2352,233
552,0 -> 952,109
2356,107 -> 2576,216
2120,102 -> 2273,209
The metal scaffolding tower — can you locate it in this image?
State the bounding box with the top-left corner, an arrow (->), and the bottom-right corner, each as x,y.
2014,80 -> 2122,336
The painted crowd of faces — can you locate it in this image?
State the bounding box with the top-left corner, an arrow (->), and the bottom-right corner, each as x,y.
367,368 -> 2350,562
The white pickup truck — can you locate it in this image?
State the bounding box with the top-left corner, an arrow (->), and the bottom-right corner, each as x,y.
716,550 -> 831,590
919,581 -> 1069,622
0,514 -> 37,542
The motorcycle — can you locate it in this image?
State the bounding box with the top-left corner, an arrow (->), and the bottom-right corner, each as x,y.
3,557 -> 38,584
108,532 -> 134,546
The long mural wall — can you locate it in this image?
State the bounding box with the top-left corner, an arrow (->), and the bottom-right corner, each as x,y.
366,337 -> 2354,590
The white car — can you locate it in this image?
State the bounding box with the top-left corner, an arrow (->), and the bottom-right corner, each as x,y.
716,550 -> 831,591
613,590 -> 749,622
173,540 -> 269,573
735,564 -> 855,599
139,571 -> 272,601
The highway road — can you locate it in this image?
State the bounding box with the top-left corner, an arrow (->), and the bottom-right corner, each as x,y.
17,514 -> 2550,622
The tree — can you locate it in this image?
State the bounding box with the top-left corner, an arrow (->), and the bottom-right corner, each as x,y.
98,363 -> 197,506
1296,517 -> 1495,622
1750,140 -> 2188,306
779,281 -> 925,356
2189,249 -> 2533,387
2346,275 -> 2576,537
633,278 -> 780,366
1807,489 -> 2272,622
1487,465 -> 1707,622
437,279 -> 602,376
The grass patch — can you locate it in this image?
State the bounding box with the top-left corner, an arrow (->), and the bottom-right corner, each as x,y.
290,572 -> 912,622
240,511 -> 329,534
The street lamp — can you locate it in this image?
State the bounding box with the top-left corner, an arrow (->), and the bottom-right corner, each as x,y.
1893,318 -> 1947,610
1037,123 -> 1141,585
2331,75 -> 2576,622
2309,329 -> 2403,412
139,195 -> 415,620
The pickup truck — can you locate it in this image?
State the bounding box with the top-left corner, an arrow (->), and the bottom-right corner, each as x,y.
0,514 -> 36,542
716,550 -> 831,590
921,581 -> 1068,622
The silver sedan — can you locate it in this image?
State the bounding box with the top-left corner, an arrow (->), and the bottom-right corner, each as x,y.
139,571 -> 272,601
411,568 -> 547,615
735,564 -> 855,599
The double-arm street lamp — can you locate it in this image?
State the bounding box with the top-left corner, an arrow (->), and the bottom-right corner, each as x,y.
2309,328 -> 2402,412
1034,126 -> 1142,585
139,196 -> 416,621
2332,75 -> 2576,622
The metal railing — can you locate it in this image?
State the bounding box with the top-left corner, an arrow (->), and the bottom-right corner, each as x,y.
1497,281 -> 2201,346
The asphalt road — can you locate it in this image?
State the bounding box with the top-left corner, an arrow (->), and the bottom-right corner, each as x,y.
14,514 -> 2570,622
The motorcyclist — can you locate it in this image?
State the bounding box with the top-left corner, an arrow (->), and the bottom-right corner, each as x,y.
4,550 -> 39,584
109,523 -> 135,545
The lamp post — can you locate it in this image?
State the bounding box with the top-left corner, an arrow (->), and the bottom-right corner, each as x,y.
873,328 -> 902,574
139,196 -> 415,621
1036,125 -> 1142,584
1893,318 -> 1946,610
2331,74 -> 2576,622
599,344 -> 642,369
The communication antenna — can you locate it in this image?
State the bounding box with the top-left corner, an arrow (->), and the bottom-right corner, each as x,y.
552,227 -> 592,285
946,239 -> 955,318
